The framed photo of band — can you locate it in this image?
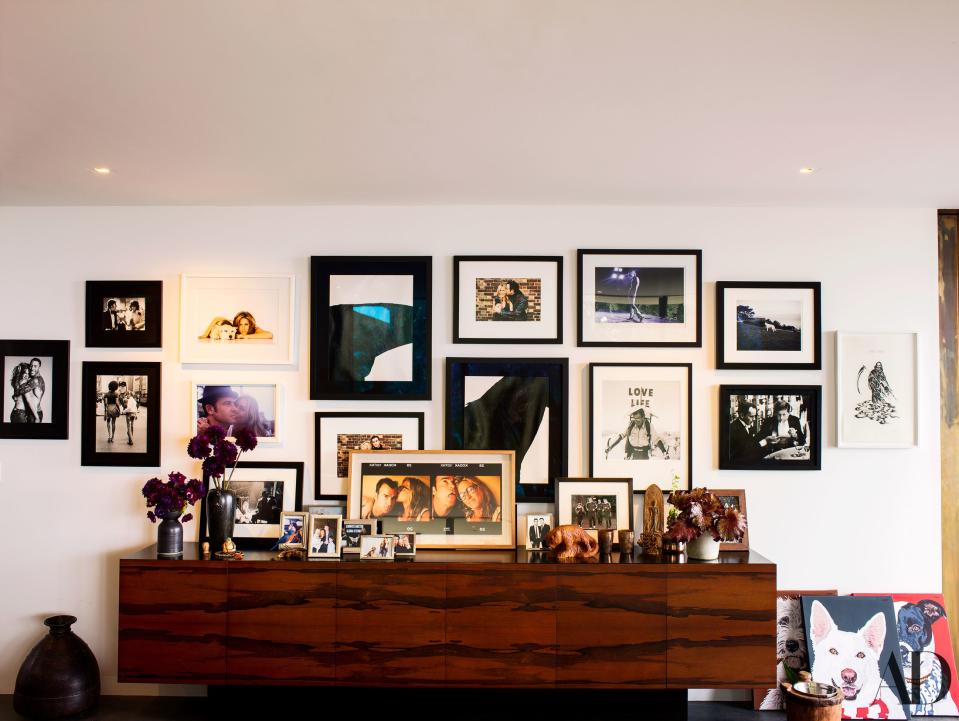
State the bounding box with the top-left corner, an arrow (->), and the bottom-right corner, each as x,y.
577,249 -> 702,347
452,255 -> 564,344
346,449 -> 516,550
555,477 -> 634,537
589,363 -> 691,492
310,256 -> 432,400
445,357 -> 568,502
0,339 -> 70,440
85,280 -> 163,348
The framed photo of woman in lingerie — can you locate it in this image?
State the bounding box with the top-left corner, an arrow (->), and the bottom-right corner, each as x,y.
179,274 -> 295,365
191,381 -> 282,446
310,257 -> 432,400
445,357 -> 568,503
80,361 -> 161,467
85,280 -> 163,348
0,339 -> 70,440
589,363 -> 692,492
346,449 -> 515,550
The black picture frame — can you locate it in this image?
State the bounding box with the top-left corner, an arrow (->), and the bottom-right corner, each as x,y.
577,249 -> 702,347
718,385 -> 822,471
555,477 -> 635,534
80,361 -> 161,467
715,281 -> 822,370
445,357 -> 568,503
314,411 -> 426,501
452,255 -> 564,344
85,280 -> 163,348
0,339 -> 70,440
310,256 -> 432,400
198,461 -> 304,550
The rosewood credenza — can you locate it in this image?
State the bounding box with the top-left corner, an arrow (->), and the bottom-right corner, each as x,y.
118,545 -> 775,691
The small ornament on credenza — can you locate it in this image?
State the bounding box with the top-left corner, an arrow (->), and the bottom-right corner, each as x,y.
214,538 -> 244,560
201,541 -> 211,559
641,483 -> 666,555
545,524 -> 600,561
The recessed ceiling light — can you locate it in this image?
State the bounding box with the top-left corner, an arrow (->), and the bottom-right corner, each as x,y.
92,167 -> 112,175
799,167 -> 816,175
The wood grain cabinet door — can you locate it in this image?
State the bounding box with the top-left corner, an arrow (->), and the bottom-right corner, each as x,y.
555,566 -> 667,688
118,564 -> 228,684
335,565 -> 446,686
445,565 -> 556,687
226,564 -> 337,684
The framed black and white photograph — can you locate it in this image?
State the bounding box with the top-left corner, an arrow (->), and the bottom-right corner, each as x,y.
710,488 -> 749,551
719,385 -> 822,471
716,281 -> 821,370
81,361 -> 161,466
525,512 -> 553,551
308,514 -> 343,558
452,256 -> 563,344
199,461 -> 304,550
577,249 -> 702,347
314,411 -> 425,499
310,256 -> 431,400
360,535 -> 395,560
85,280 -> 163,348
0,339 -> 69,440
556,478 -> 634,536
341,519 -> 377,555
589,363 -> 691,492
389,531 -> 417,557
445,357 -> 567,502
192,382 -> 282,445
836,332 -> 918,448
278,511 -> 308,550
179,274 -> 295,365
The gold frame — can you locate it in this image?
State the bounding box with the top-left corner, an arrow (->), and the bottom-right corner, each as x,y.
307,514 -> 343,559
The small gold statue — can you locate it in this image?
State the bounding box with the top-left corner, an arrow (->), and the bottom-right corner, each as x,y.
222,538 -> 236,554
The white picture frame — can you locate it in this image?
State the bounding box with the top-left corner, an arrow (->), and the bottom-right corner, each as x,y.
524,512 -> 553,550
191,381 -> 282,446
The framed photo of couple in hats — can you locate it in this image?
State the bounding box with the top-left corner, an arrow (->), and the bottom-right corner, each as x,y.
588,363 -> 692,492
191,381 -> 282,445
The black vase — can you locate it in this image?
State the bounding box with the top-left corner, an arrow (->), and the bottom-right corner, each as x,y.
157,509 -> 183,557
206,488 -> 236,553
14,615 -> 100,719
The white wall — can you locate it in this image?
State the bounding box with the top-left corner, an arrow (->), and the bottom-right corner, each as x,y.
0,206 -> 941,696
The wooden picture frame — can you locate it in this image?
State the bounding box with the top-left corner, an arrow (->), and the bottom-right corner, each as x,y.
709,488 -> 749,551
0,339 -> 70,440
85,280 -> 163,348
307,514 -> 343,558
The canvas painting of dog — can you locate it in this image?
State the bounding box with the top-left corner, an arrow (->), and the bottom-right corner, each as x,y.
753,590 -> 837,711
803,596 -> 911,720
855,593 -> 959,716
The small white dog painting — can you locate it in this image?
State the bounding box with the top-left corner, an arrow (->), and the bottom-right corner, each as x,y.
758,595 -> 813,710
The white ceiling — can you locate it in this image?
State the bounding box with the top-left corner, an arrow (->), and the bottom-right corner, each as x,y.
2,0 -> 959,206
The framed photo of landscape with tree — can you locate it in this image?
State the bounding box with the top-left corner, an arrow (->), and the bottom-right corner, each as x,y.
716,282 -> 821,370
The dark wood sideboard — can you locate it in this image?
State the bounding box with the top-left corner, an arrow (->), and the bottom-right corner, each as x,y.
118,545 -> 775,691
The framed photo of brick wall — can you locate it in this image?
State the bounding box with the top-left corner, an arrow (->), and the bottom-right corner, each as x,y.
453,256 -> 563,344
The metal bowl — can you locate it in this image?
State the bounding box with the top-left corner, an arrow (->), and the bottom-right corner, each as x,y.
793,680 -> 839,697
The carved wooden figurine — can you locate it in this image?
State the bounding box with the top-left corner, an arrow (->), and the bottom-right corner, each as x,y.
545,524 -> 600,560
640,484 -> 665,555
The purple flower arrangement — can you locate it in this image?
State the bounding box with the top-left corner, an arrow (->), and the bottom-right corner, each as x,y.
186,424 -> 258,491
142,472 -> 206,524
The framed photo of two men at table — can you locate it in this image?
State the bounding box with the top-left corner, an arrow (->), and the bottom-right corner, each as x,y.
719,385 -> 822,471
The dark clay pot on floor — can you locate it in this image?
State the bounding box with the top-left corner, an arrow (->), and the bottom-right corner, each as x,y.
206,488 -> 236,553
14,615 -> 100,720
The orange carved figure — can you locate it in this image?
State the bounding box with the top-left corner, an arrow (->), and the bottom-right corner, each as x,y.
545,524 -> 600,560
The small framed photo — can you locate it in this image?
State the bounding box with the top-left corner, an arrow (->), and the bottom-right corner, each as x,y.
310,257 -> 431,400
0,340 -> 70,440
85,280 -> 163,348
179,274 -> 295,365
81,361 -> 161,466
341,519 -> 377,554
278,511 -> 308,550
360,534 -> 395,560
577,249 -> 702,347
452,256 -> 563,344
836,332 -> 919,448
589,363 -> 692,492
525,513 -> 553,551
308,515 -> 343,558
305,502 -> 346,517
200,461 -> 303,550
716,281 -> 822,370
389,532 -> 417,557
710,488 -> 749,551
556,478 -> 634,536
719,385 -> 822,471
314,411 -> 425,499
192,382 -> 282,445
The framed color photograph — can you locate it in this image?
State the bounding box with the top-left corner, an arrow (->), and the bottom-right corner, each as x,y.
310,256 -> 431,400
192,382 -> 282,445
389,531 -> 417,557
341,519 -> 377,555
577,249 -> 702,347
837,332 -> 919,448
716,281 -> 821,370
81,361 -> 161,466
347,449 -> 515,550
278,511 -> 308,550
179,274 -> 295,365
0,339 -> 69,440
307,514 -> 343,558
719,385 -> 822,471
556,477 -> 634,536
589,363 -> 691,492
710,488 -> 749,551
85,280 -> 163,348
452,255 -> 563,343
314,411 -> 425,499
360,535 -> 395,560
445,357 -> 568,502
199,461 -> 304,550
